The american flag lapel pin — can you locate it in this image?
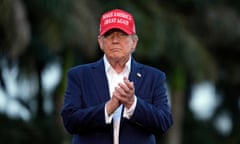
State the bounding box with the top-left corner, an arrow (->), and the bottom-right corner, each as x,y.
137,72 -> 141,78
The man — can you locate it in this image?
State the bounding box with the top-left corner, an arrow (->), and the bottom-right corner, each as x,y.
61,9 -> 173,144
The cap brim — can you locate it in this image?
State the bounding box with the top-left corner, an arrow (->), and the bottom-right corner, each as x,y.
100,24 -> 132,36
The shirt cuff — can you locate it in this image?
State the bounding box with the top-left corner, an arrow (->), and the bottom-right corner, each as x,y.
105,104 -> 113,124
123,95 -> 137,119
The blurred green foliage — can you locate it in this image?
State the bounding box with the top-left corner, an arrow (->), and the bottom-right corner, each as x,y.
0,0 -> 240,144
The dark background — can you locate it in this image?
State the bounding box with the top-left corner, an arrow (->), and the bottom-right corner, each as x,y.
0,0 -> 240,144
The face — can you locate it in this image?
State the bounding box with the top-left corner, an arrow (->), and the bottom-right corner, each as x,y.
98,29 -> 138,62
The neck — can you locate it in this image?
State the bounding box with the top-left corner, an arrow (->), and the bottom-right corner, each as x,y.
107,56 -> 130,73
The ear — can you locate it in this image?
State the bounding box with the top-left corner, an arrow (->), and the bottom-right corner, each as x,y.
98,36 -> 104,51
131,38 -> 138,52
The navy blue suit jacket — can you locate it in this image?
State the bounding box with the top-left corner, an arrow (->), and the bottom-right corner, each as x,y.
61,58 -> 173,144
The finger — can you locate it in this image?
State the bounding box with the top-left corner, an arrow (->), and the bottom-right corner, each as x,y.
111,94 -> 120,103
113,88 -> 129,103
118,83 -> 129,92
119,78 -> 134,91
115,86 -> 127,96
113,88 -> 121,97
118,84 -> 134,99
120,80 -> 135,96
123,77 -> 134,90
113,91 -> 127,103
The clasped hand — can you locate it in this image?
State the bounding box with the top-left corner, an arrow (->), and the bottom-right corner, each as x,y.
106,77 -> 135,115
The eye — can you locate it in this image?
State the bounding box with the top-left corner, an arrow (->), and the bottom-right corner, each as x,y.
103,30 -> 114,38
119,32 -> 128,37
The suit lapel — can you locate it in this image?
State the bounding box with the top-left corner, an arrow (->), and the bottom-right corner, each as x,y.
129,59 -> 144,94
91,59 -> 110,103
120,59 -> 144,128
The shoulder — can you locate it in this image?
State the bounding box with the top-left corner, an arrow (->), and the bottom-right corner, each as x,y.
143,64 -> 165,74
132,60 -> 167,83
134,61 -> 166,76
67,59 -> 102,75
144,64 -> 166,81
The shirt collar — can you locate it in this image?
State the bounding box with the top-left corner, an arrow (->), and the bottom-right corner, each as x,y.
103,55 -> 131,73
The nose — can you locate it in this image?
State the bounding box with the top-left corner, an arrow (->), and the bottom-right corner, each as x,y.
112,35 -> 119,42
111,33 -> 121,42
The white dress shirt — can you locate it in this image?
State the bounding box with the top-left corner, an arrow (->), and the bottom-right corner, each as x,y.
103,55 -> 137,144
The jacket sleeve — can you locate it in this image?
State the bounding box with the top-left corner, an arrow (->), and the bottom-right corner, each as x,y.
129,71 -> 173,135
61,68 -> 110,134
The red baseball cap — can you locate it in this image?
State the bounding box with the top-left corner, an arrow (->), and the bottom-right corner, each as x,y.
99,9 -> 136,36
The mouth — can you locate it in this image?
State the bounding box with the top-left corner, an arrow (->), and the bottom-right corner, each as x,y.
111,48 -> 121,52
